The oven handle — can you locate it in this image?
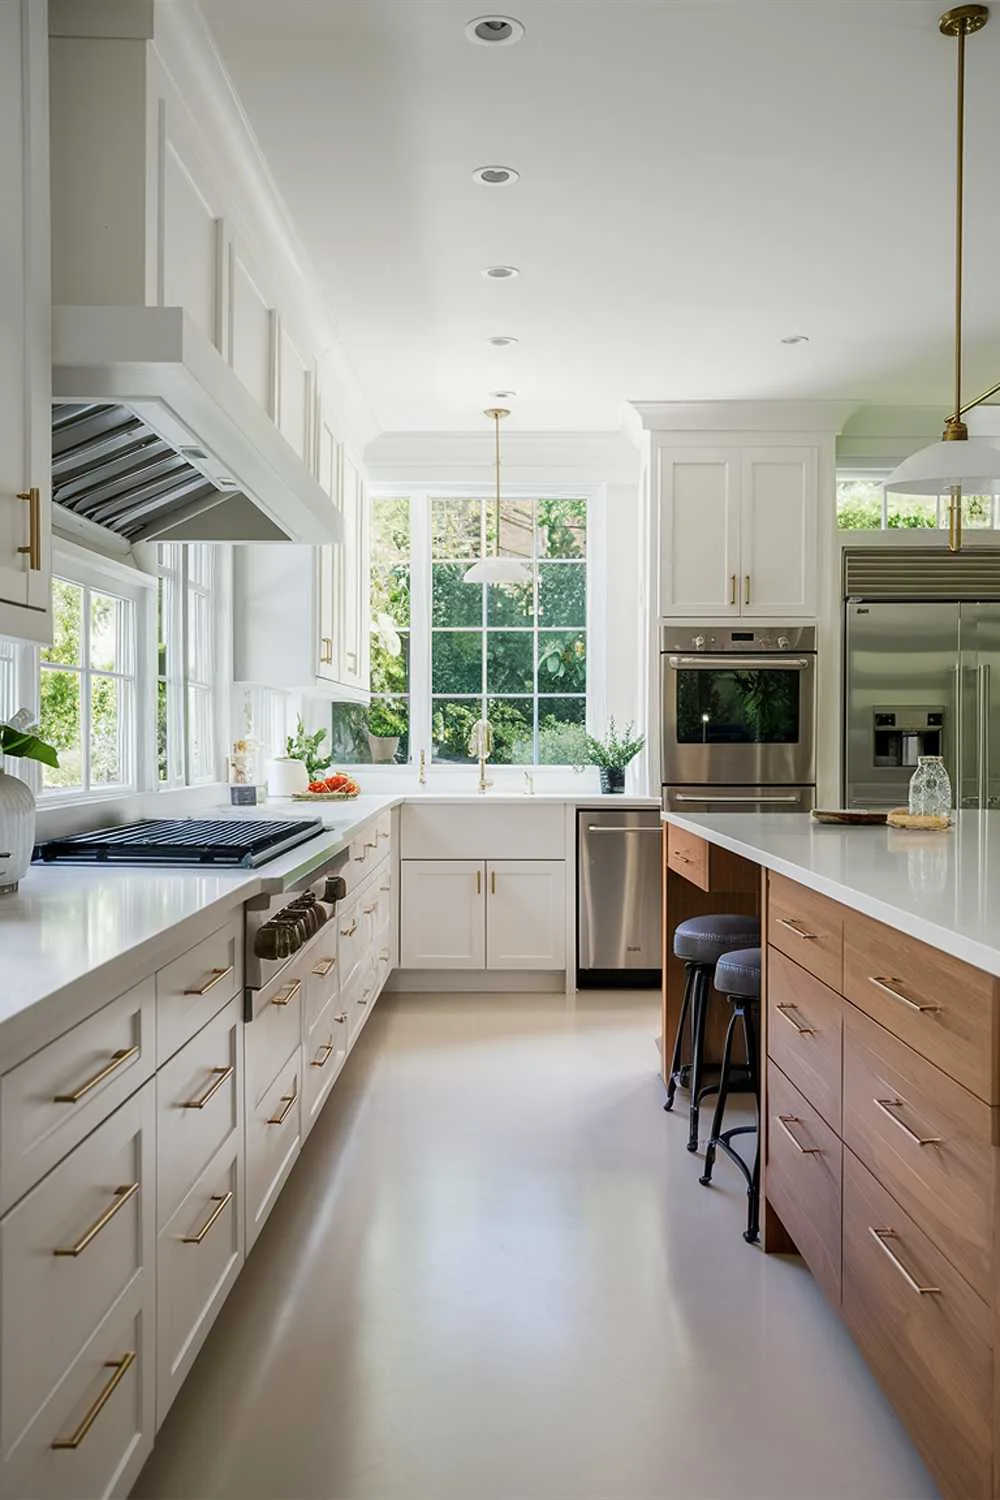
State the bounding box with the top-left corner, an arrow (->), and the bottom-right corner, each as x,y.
671,793 -> 804,805
666,655 -> 813,670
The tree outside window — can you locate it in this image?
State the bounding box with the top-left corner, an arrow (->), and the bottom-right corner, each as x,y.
837,478 -> 997,530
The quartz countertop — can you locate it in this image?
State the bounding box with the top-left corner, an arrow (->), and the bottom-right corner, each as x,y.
663,809 -> 1000,977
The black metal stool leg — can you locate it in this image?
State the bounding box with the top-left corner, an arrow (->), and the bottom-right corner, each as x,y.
739,1002 -> 761,1242
699,1006 -> 738,1182
664,963 -> 695,1112
686,967 -> 711,1152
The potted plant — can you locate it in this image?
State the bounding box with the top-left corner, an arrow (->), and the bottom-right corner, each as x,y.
585,718 -> 645,794
0,710 -> 58,895
367,700 -> 405,764
268,718 -> 330,796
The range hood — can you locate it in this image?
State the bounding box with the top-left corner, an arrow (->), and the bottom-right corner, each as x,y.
52,306 -> 342,548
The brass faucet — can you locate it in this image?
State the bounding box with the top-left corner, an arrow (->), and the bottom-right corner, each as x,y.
468,718 -> 495,793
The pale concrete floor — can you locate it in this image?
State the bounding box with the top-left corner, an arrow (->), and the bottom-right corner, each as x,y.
133,991 -> 939,1500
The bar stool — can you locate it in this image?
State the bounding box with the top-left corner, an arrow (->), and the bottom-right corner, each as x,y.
663,914 -> 760,1152
699,946 -> 762,1243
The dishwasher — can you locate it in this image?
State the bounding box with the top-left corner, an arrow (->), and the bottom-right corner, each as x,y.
577,808 -> 662,987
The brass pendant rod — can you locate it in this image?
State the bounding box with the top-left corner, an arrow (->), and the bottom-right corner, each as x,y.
953,18 -> 967,429
950,373 -> 1000,423
494,407 -> 502,558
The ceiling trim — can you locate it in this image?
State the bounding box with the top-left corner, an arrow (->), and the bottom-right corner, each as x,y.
365,429 -> 642,488
631,400 -> 859,433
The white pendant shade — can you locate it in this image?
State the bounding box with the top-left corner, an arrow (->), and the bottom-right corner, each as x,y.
885,437 -> 1000,497
462,556 -> 530,584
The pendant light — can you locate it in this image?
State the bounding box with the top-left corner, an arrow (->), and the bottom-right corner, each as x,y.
885,5 -> 1000,551
463,407 -> 530,583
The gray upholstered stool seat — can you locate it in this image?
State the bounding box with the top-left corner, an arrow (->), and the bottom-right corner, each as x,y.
713,946 -> 762,999
672,914 -> 761,965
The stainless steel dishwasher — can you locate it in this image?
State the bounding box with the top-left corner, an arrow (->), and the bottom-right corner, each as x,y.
577,808 -> 662,987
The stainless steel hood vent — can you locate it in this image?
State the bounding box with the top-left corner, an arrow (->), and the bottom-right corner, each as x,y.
845,547 -> 1000,600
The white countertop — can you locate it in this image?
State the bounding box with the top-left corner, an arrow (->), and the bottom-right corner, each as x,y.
664,809 -> 1000,977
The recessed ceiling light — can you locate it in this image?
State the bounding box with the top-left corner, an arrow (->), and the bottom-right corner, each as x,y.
473,165 -> 519,187
781,334 -> 810,345
465,15 -> 525,45
483,265 -> 520,280
491,390 -> 517,399
487,336 -> 519,348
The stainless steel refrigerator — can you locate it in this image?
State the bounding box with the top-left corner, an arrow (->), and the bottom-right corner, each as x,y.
845,599 -> 1000,809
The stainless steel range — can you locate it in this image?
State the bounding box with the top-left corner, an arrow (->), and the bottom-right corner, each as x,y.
660,624 -> 817,813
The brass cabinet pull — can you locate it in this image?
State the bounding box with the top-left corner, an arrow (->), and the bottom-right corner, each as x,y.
267,1082 -> 298,1126
777,916 -> 818,941
181,1191 -> 233,1245
776,1115 -> 822,1154
366,838 -> 378,849
868,974 -> 941,1014
54,1183 -> 140,1257
320,636 -> 334,665
380,881 -> 391,892
50,1351 -> 135,1449
53,1045 -> 140,1104
16,487 -> 41,572
378,829 -> 390,841
475,870 -> 482,896
312,957 -> 336,977
335,1011 -> 349,1024
341,918 -> 358,938
181,1065 -> 233,1111
363,902 -> 378,916
354,846 -> 368,862
490,870 -> 496,896
271,978 -> 301,1008
729,573 -> 737,607
868,1227 -> 941,1295
358,988 -> 372,1006
745,574 -> 751,605
873,1096 -> 942,1147
775,1004 -> 815,1036
311,1041 -> 335,1069
379,948 -> 390,962
184,964 -> 234,997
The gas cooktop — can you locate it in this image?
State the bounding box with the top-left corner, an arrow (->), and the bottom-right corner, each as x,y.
33,817 -> 324,869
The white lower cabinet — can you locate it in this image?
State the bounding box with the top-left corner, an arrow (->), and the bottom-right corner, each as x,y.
486,861 -> 567,970
245,1050 -> 301,1253
400,860 -> 486,969
302,995 -> 348,1138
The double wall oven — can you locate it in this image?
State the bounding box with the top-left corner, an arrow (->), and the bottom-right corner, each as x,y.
660,625 -> 817,813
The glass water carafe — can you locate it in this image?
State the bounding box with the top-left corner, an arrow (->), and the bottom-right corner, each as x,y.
907,755 -> 953,818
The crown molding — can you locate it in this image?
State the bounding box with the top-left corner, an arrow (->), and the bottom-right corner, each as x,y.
631,400 -> 859,434
365,429 -> 642,488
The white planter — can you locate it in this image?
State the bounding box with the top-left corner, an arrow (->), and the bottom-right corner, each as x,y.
367,734 -> 400,765
0,769 -> 36,895
266,757 -> 309,797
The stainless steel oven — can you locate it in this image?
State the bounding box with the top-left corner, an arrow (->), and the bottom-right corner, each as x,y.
660,625 -> 816,805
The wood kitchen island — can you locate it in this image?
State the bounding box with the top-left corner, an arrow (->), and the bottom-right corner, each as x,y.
661,809 -> 1000,1500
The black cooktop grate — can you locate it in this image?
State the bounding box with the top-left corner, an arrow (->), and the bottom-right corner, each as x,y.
34,818 -> 324,868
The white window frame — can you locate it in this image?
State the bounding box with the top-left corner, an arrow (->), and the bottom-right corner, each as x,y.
155,543 -> 230,789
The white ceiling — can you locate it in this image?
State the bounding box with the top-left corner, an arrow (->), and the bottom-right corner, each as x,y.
198,0 -> 1000,434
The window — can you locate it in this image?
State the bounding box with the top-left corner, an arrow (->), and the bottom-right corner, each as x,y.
39,577 -> 137,795
157,544 -> 221,786
837,477 -> 998,530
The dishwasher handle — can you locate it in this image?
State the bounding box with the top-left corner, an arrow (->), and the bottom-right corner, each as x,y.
585,825 -> 662,834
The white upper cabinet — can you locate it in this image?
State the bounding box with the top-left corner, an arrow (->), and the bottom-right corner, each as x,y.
339,453 -> 370,694
658,440 -> 819,619
0,0 -> 50,644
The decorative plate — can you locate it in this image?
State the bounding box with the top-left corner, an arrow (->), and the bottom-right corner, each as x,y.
811,810 -> 888,825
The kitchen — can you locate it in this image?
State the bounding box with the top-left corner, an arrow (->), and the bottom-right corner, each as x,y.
3,2 -> 1000,1499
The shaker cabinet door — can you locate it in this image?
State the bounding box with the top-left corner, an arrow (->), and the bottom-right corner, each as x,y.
400,861 -> 486,970
658,447 -> 740,617
486,861 -> 567,970
739,447 -> 817,617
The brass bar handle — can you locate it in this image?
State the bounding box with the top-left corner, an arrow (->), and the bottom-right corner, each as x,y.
354,847 -> 368,862
271,979 -> 301,1008
744,574 -> 751,605
16,487 -> 41,571
380,882 -> 391,893
320,636 -> 334,665
311,1041 -> 335,1069
184,964 -> 234,997
267,1082 -> 298,1126
335,1011 -> 349,1024
341,918 -> 358,938
54,1182 -> 140,1257
312,957 -> 336,977
378,829 -> 390,841
777,917 -> 818,941
379,948 -> 390,961
181,1065 -> 234,1111
181,1191 -> 233,1245
868,1227 -> 941,1295
873,1096 -> 942,1147
50,1351 -> 136,1450
868,974 -> 941,1014
475,870 -> 482,896
358,988 -> 373,1006
730,573 -> 736,606
490,870 -> 496,896
775,1004 -> 816,1036
776,1115 -> 822,1154
365,838 -> 378,850
363,902 -> 378,915
53,1045 -> 140,1104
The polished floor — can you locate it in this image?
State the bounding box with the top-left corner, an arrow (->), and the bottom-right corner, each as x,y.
133,991 -> 939,1500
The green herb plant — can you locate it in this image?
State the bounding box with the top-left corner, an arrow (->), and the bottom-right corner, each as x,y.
584,718 -> 645,771
285,718 -> 331,782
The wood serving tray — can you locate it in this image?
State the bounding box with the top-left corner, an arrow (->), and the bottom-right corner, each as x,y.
291,791 -> 360,802
885,807 -> 951,831
811,810 -> 888,825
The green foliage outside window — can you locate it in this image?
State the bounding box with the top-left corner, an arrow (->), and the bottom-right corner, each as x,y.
836,479 -> 996,530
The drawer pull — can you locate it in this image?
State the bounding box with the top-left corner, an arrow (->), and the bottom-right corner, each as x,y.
183,964 -> 235,997
335,1010 -> 349,1024
312,957 -> 336,977
50,1351 -> 135,1450
365,839 -> 378,850
363,902 -> 378,916
341,918 -> 358,938
181,1191 -> 233,1245
54,1182 -> 140,1257
378,829 -> 390,841
777,917 -> 818,941
53,1044 -> 140,1104
359,989 -> 372,1006
271,979 -> 301,1008
311,1041 -> 335,1069
868,974 -> 942,1014
267,1082 -> 298,1126
672,850 -> 692,864
873,1096 -> 942,1147
379,948 -> 390,962
868,1227 -> 941,1295
775,1003 -> 815,1036
380,882 -> 391,893
776,1114 -> 822,1154
181,1065 -> 234,1111
354,847 -> 368,862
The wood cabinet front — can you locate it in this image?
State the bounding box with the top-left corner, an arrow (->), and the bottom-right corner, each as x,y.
767,872 -> 843,991
766,1062 -> 842,1307
767,948 -> 842,1133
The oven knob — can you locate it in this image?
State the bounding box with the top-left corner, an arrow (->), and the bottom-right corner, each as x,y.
693,634 -> 706,649
323,875 -> 347,904
777,634 -> 791,649
255,922 -> 291,961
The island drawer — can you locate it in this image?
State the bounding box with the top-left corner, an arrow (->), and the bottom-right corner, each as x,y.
155,998 -> 241,1233
843,909 -> 999,1103
842,1149 -> 991,1500
245,960 -> 304,1109
766,1062 -> 842,1308
843,1005 -> 994,1302
302,996 -> 348,1137
156,916 -> 243,1066
767,948 -> 843,1133
666,825 -> 709,888
245,1051 -> 301,1253
767,873 -> 843,991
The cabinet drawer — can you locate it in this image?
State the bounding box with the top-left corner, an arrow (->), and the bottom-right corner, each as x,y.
353,958 -> 378,1039
843,1005 -> 994,1302
767,948 -> 842,1132
245,960 -> 304,1109
666,824 -> 709,889
375,808 -> 393,851
337,895 -> 365,992
2,1282 -> 153,1500
1,1082 -> 154,1461
843,908 -> 998,1103
155,998 -> 241,1233
303,942 -> 340,1036
766,1062 -> 842,1307
767,873 -> 843,991
302,996 -> 348,1138
245,1051 -> 300,1252
156,1142 -> 242,1425
349,824 -> 382,876
156,917 -> 243,1065
842,1150 -> 991,1500
401,802 -> 565,861
0,978 -> 154,1214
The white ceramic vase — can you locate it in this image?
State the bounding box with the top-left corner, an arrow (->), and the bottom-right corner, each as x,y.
367,733 -> 400,765
0,769 -> 36,895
